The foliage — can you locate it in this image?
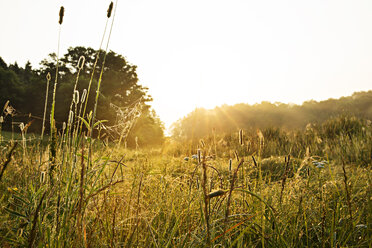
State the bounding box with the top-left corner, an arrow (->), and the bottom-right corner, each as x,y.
0,48 -> 164,147
172,91 -> 372,141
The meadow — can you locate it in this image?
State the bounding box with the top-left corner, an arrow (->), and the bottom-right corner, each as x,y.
1,2 -> 371,247
0,115 -> 371,247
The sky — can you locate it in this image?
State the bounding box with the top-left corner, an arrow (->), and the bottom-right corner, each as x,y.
1,0 -> 372,131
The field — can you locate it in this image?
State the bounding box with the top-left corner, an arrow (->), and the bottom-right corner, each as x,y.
0,117 -> 371,247
1,2 -> 371,247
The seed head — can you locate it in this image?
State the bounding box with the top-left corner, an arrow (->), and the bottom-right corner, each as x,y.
77,56 -> 85,70
197,149 -> 201,164
107,2 -> 114,18
239,129 -> 243,145
81,89 -> 87,103
73,90 -> 80,104
59,6 -> 64,25
208,189 -> 226,199
69,111 -> 74,124
19,123 -> 25,132
257,129 -> 264,148
46,72 -> 51,81
40,172 -> 46,183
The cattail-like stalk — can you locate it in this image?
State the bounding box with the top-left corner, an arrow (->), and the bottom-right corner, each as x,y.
239,129 -> 243,145
208,189 -> 225,199
197,149 -> 201,164
59,6 -> 64,25
107,2 -> 114,18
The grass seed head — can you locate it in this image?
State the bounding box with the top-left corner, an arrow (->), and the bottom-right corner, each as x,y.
40,171 -> 45,183
208,189 -> 226,199
59,6 -> 64,25
19,123 -> 25,132
78,56 -> 85,70
107,2 -> 114,18
73,90 -> 80,104
46,72 -> 51,81
68,111 -> 74,124
81,89 -> 87,103
239,129 -> 243,145
197,149 -> 201,164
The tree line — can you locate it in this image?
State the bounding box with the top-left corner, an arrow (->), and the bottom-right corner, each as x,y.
0,46 -> 164,147
171,91 -> 372,140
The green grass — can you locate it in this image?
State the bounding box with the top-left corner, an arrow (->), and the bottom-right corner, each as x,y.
0,122 -> 371,247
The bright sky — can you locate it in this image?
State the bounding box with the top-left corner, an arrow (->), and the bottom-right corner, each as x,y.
1,0 -> 372,130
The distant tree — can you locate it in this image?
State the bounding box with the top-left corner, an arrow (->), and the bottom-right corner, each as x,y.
172,91 -> 372,140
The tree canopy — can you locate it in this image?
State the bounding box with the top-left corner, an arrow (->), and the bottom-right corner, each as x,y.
0,46 -> 164,147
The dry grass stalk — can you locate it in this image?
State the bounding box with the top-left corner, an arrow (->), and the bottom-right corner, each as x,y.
342,159 -> 353,220
0,142 -> 18,181
41,73 -> 51,141
28,191 -> 47,248
280,155 -> 291,204
78,135 -> 85,216
225,158 -> 244,224
200,154 -> 211,244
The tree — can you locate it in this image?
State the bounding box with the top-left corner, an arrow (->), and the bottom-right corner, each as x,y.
0,47 -> 165,147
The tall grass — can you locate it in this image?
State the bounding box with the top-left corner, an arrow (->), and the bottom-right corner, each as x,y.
0,118 -> 371,247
